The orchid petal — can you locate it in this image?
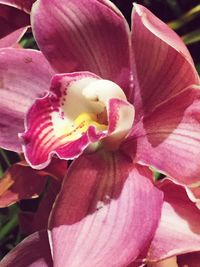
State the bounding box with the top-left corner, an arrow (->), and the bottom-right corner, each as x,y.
0,27 -> 28,48
0,3 -> 30,47
22,72 -> 134,168
48,152 -> 163,267
124,86 -> 200,185
19,176 -> 63,235
0,162 -> 46,207
177,252 -> 200,267
0,158 -> 66,207
0,231 -> 53,267
131,4 -> 199,119
0,48 -> 54,152
31,0 -> 131,95
147,179 -> 200,261
0,3 -> 29,37
0,0 -> 35,13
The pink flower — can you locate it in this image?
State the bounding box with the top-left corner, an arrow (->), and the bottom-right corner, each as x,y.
0,0 -> 200,266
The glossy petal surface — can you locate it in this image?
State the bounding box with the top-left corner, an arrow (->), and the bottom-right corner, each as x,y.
49,151 -> 163,267
31,0 -> 131,95
0,231 -> 52,266
147,180 -> 200,261
124,87 -> 200,185
0,48 -> 54,151
131,4 -> 199,119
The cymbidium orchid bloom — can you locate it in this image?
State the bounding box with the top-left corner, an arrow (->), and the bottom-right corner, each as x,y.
1,0 -> 200,266
0,0 -> 35,48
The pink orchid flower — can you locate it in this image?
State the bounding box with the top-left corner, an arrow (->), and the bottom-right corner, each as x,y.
2,175 -> 200,267
0,0 -> 200,266
0,0 -> 36,48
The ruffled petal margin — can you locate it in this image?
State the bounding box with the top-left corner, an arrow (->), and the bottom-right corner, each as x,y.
0,48 -> 54,152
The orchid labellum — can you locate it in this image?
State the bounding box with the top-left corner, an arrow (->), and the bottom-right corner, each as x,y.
0,0 -> 200,266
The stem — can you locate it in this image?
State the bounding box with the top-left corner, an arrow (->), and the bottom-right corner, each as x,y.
0,214 -> 18,241
168,4 -> 200,30
0,149 -> 11,167
182,29 -> 200,45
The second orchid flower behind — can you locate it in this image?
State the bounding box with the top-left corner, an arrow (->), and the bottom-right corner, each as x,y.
0,0 -> 200,266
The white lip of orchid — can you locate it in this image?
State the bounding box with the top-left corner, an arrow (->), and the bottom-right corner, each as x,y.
52,77 -> 134,151
82,79 -> 127,105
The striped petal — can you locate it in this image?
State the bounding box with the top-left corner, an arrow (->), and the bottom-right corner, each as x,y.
48,152 -> 163,267
22,72 -> 134,169
131,4 -> 199,120
147,179 -> 200,262
0,48 -> 54,152
123,86 -> 200,185
31,0 -> 131,96
0,231 -> 53,267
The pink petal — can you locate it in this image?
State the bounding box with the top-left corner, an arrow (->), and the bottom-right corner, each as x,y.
0,158 -> 66,207
0,27 -> 28,48
0,48 -> 54,152
186,185 -> 200,209
19,177 -> 62,235
48,152 -> 163,266
147,179 -> 200,262
0,231 -> 53,266
22,72 -> 134,168
31,0 -> 131,95
123,86 -> 200,185
0,3 -> 30,38
0,0 -> 35,13
22,72 -> 101,168
131,4 -> 199,119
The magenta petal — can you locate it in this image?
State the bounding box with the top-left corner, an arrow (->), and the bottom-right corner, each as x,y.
49,152 -> 163,266
0,48 -> 54,152
0,0 -> 35,13
0,231 -> 53,266
131,4 -> 199,118
147,179 -> 200,261
178,252 -> 200,267
31,0 -> 131,94
0,27 -> 27,48
125,86 -> 200,185
22,72 -> 103,168
0,3 -> 30,38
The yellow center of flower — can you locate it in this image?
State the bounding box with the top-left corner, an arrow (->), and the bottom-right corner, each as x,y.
52,78 -> 134,149
74,112 -> 108,132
